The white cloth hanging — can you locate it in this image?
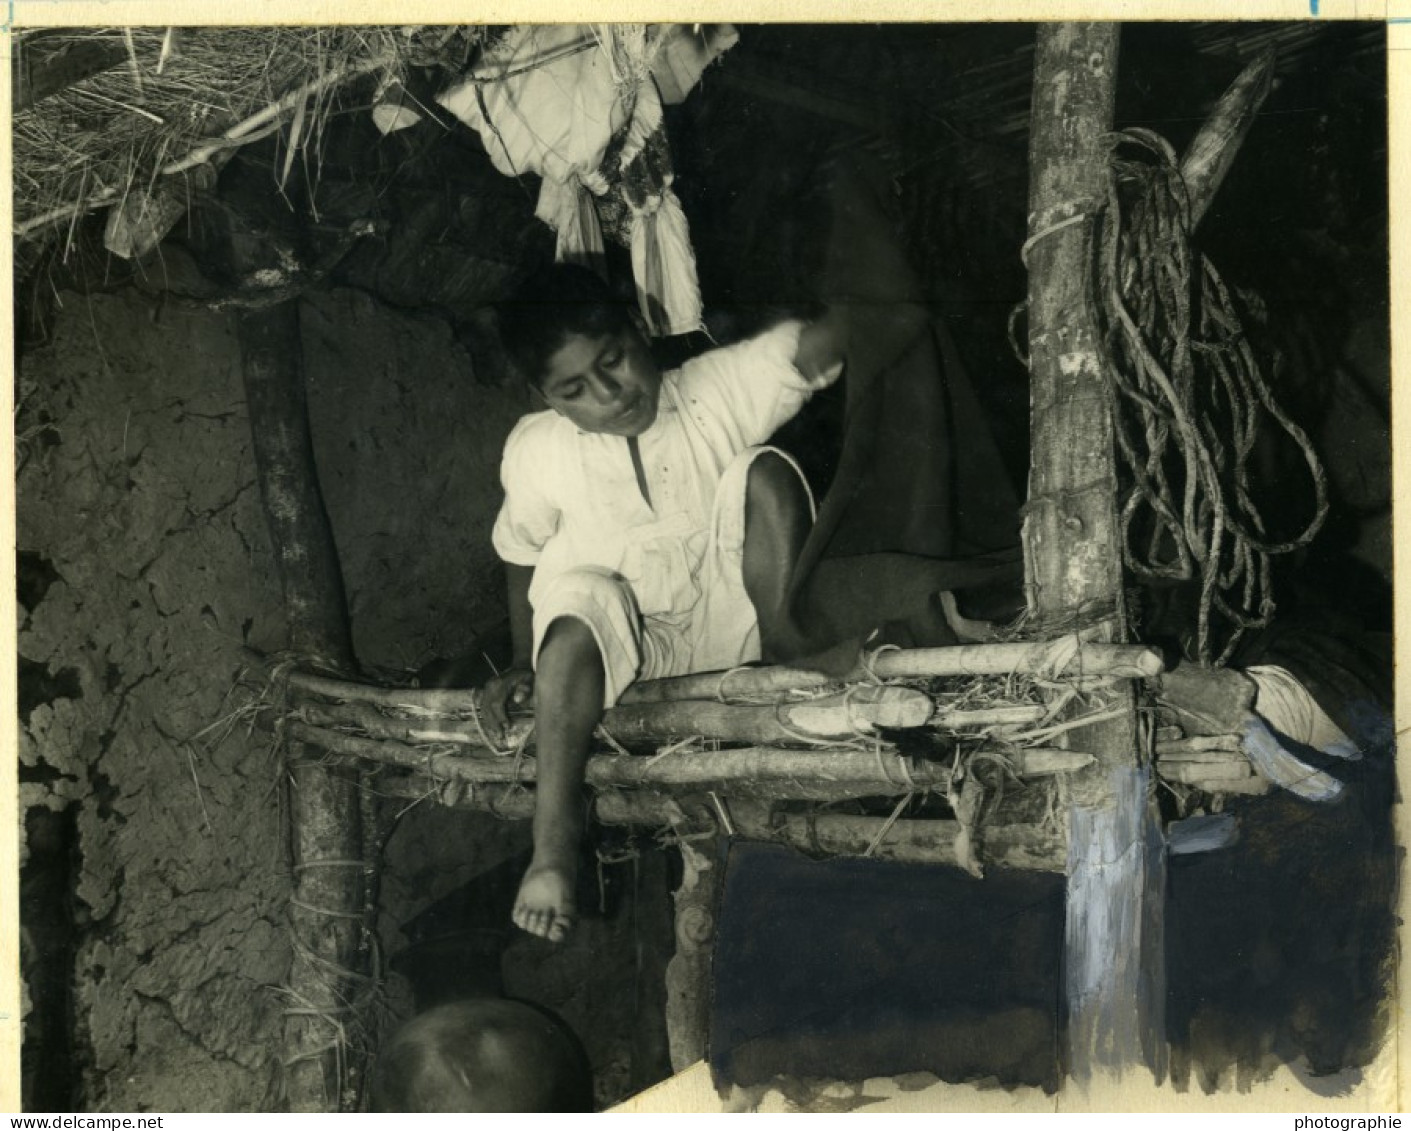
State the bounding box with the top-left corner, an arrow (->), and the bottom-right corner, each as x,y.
437,24 -> 734,336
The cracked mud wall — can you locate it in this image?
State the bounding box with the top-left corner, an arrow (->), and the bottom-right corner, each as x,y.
17,288 -> 291,1111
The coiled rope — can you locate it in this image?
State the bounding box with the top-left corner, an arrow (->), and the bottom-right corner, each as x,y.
1018,127 -> 1328,666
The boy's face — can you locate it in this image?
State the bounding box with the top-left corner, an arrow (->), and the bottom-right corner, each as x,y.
537,327 -> 662,437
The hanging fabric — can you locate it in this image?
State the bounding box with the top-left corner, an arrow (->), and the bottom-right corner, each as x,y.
436,23 -> 735,336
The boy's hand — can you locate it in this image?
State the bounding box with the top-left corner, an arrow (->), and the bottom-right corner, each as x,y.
481,667 -> 535,744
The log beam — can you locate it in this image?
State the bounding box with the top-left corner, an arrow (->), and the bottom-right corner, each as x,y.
289,683 -> 1049,752
620,637 -> 1162,704
1024,23 -> 1166,1084
284,636 -> 1161,715
287,719 -> 1092,793
12,33 -> 129,111
732,809 -> 1067,872
234,221 -> 364,1109
375,776 -> 1070,875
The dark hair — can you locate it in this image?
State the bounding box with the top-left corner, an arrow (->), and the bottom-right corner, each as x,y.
369,999 -> 594,1113
496,263 -> 636,388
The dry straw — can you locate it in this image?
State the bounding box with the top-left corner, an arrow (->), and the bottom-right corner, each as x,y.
12,26 -> 498,250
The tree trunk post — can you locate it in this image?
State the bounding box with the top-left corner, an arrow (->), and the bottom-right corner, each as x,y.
1024,23 -> 1167,1084
238,285 -> 367,1111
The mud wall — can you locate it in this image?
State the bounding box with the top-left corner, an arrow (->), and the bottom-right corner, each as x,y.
298,286 -> 529,674
18,288 -> 290,1110
16,281 -> 539,1110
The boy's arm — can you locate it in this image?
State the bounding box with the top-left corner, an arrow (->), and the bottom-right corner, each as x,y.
793,309 -> 849,389
482,563 -> 536,741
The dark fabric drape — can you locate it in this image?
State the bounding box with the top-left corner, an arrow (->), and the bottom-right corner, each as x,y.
780,145 -> 1023,661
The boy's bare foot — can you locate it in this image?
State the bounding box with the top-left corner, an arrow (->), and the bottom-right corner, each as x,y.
512,863 -> 577,942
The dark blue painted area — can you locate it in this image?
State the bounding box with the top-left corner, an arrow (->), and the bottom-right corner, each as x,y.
1164,754 -> 1398,1089
708,744 -> 1396,1093
709,842 -> 1066,1091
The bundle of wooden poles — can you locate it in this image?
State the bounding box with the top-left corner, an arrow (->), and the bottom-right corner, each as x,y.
275,633 -> 1269,875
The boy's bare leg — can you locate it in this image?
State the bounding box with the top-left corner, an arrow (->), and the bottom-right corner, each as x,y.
512,616 -> 604,943
742,452 -> 814,663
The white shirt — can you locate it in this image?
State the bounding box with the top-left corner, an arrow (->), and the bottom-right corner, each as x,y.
492,320 -> 830,623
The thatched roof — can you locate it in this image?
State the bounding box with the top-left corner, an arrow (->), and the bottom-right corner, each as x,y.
11,26 -> 504,246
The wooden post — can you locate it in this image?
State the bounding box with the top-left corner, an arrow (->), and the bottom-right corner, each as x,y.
663,811 -> 720,1072
237,253 -> 366,1109
1024,24 -> 1166,1083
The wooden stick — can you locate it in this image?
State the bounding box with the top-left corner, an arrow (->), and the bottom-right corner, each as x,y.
297,700 -> 519,749
290,722 -> 930,788
291,644 -> 1152,717
941,703 -> 1048,727
732,811 -> 1067,873
1159,762 -> 1255,784
1180,50 -> 1277,228
379,782 -> 687,826
1154,739 -> 1265,789
290,670 -> 481,713
166,54 -> 393,175
1155,734 -> 1244,762
872,639 -> 1162,679
1012,748 -> 1094,777
1178,776 -> 1270,797
1160,767 -> 1269,796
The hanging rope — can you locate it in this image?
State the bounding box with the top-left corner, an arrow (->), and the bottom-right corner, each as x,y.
1088,128 -> 1328,666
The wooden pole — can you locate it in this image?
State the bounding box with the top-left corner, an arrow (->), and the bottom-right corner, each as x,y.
377,776 -> 1075,872
240,302 -> 354,672
285,637 -> 1162,715
236,253 -> 366,1109
1180,50 -> 1276,227
619,638 -> 1162,705
1024,23 -> 1167,1084
286,719 -> 1093,792
292,691 -> 1044,750
731,809 -> 1067,872
664,827 -> 719,1071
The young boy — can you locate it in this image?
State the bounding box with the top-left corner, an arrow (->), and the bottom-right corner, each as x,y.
482,264 -> 847,942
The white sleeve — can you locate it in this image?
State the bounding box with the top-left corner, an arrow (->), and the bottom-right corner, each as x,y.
491,417 -> 561,566
680,320 -> 825,447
